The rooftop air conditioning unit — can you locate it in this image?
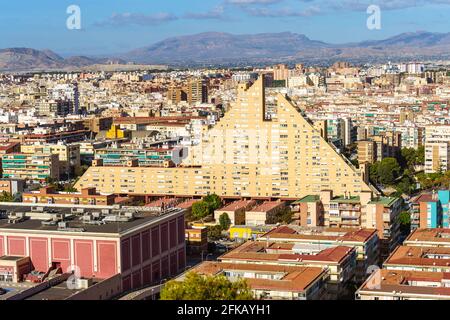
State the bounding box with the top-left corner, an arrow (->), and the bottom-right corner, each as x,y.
76,278 -> 93,289
58,221 -> 68,229
82,214 -> 93,222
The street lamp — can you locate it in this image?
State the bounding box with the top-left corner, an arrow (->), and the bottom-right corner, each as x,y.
205,253 -> 213,261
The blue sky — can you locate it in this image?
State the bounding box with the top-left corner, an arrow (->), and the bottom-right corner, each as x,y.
0,0 -> 449,56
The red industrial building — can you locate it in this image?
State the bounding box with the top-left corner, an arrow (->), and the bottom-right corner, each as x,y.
0,205 -> 186,292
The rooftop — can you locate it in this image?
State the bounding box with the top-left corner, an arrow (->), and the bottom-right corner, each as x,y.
219,240 -> 354,265
247,201 -> 284,212
0,204 -> 184,236
216,200 -> 256,212
292,195 -> 320,204
358,269 -> 450,298
260,225 -> 378,243
368,197 -> 399,207
405,228 -> 450,244
384,246 -> 450,268
190,261 -> 326,293
331,196 -> 360,204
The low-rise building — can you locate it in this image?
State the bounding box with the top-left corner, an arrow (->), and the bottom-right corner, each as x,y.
404,228 -> 450,248
290,195 -> 323,227
185,226 -> 208,254
21,143 -> 81,178
0,203 -> 187,293
22,186 -> 115,206
384,245 -> 450,273
1,153 -> 59,181
0,179 -> 25,195
214,200 -> 256,226
245,201 -> 285,226
188,261 -> 329,300
258,225 -> 379,283
357,269 -> 450,300
218,239 -> 357,299
229,225 -> 277,242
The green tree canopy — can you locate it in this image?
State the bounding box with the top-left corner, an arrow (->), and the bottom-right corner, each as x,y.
160,272 -> 254,300
219,213 -> 232,231
377,158 -> 402,185
266,207 -> 293,224
204,194 -> 222,212
400,146 -> 425,170
395,172 -> 416,196
0,191 -> 15,202
192,201 -> 211,221
207,225 -> 223,241
398,211 -> 411,226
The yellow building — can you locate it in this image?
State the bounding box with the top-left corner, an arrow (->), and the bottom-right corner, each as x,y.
106,124 -> 130,139
229,225 -> 275,241
75,76 -> 376,198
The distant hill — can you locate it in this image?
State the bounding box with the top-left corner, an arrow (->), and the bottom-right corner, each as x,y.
122,31 -> 450,65
1,31 -> 450,70
123,32 -> 329,64
0,48 -> 127,72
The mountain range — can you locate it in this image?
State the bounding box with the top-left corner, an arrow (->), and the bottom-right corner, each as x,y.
1,31 -> 449,71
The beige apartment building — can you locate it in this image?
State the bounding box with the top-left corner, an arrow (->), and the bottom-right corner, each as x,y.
75,76 -> 376,199
21,143 -> 81,176
425,125 -> 450,173
357,140 -> 376,164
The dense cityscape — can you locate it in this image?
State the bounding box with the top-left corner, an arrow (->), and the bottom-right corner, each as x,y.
0,59 -> 449,301
0,1 -> 450,308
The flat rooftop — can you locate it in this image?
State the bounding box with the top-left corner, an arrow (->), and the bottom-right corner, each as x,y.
384,246 -> 450,268
0,255 -> 27,261
190,261 -> 326,293
219,240 -> 354,265
331,196 -> 360,204
25,282 -> 80,300
358,269 -> 450,298
260,225 -> 378,243
405,228 -> 450,245
368,197 -> 399,207
0,204 -> 184,235
292,195 -> 320,204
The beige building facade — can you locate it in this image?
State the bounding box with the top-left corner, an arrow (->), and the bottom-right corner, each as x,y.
75,76 -> 375,199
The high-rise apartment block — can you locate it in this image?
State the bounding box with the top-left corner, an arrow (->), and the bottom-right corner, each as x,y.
425,125 -> 450,173
75,76 -> 375,199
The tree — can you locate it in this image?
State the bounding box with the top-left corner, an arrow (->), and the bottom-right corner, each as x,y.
204,194 -> 222,212
192,201 -> 211,221
369,162 -> 380,184
0,191 -> 14,202
207,225 -> 223,241
63,183 -> 78,193
400,148 -> 416,169
400,147 -> 425,170
395,171 -> 416,196
398,211 -> 411,235
377,158 -> 401,185
219,213 -> 231,231
266,207 -> 293,224
416,146 -> 425,165
160,272 -> 254,300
